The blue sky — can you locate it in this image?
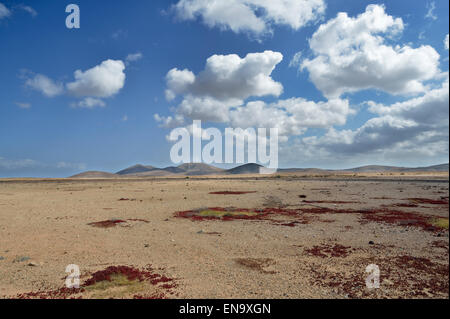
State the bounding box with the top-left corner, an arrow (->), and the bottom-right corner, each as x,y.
0,0 -> 449,177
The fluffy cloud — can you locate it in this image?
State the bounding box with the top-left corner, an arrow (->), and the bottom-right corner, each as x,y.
154,113 -> 185,128
25,74 -> 64,97
24,60 -> 126,108
73,97 -> 106,109
166,51 -> 283,101
125,52 -> 143,65
301,4 -> 441,98
445,34 -> 449,50
368,78 -> 449,127
229,98 -> 353,137
157,50 -> 356,140
176,96 -> 242,122
0,2 -> 10,19
171,0 -> 325,36
291,76 -> 449,164
158,51 -> 283,126
66,60 -> 126,98
165,68 -> 195,101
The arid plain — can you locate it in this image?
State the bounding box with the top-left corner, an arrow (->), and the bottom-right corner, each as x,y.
0,172 -> 448,299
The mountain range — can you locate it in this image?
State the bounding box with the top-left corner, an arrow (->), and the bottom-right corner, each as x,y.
70,163 -> 449,178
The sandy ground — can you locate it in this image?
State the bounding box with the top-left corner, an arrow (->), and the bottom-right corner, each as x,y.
0,173 -> 448,299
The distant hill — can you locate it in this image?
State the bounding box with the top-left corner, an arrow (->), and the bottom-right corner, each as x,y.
344,165 -> 403,173
71,171 -> 118,178
344,164 -> 449,173
70,163 -> 448,178
278,168 -> 327,173
131,169 -> 177,177
114,163 -> 224,177
178,163 -> 225,175
226,163 -> 264,174
116,164 -> 155,175
162,166 -> 186,174
404,164 -> 449,172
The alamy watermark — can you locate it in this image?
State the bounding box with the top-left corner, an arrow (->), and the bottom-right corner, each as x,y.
365,264 -> 380,289
169,121 -> 279,173
65,264 -> 80,289
65,4 -> 80,29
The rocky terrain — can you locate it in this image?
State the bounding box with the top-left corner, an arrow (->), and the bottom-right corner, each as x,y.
0,172 -> 448,299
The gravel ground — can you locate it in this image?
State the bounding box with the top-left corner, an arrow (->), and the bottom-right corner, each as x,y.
0,175 -> 448,299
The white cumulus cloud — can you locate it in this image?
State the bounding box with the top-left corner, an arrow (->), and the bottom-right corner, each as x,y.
166,51 -> 283,102
291,76 -> 449,165
301,4 -> 441,98
25,74 -> 64,97
66,59 -> 126,98
159,51 -> 283,126
171,0 -> 325,37
445,34 -> 449,50
229,98 -> 354,137
24,60 -> 126,108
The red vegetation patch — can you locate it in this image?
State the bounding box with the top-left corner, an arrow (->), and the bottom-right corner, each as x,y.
388,203 -> 420,208
360,209 -> 443,232
432,240 -> 449,250
298,206 -> 449,232
308,254 -> 449,298
88,219 -> 150,228
127,218 -> 150,223
305,244 -> 353,258
209,191 -> 257,195
302,200 -> 360,204
13,265 -> 176,299
88,219 -> 127,228
175,207 -> 318,226
176,206 -> 448,232
408,198 -> 449,205
83,265 -> 173,287
278,222 -> 299,227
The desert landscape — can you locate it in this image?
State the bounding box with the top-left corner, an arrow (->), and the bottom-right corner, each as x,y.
0,164 -> 448,299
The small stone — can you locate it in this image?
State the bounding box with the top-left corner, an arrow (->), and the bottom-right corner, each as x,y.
0,256 -> 4,261
383,279 -> 394,286
369,241 -> 375,245
144,244 -> 150,248
13,256 -> 31,263
28,262 -> 39,267
197,230 -> 204,234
